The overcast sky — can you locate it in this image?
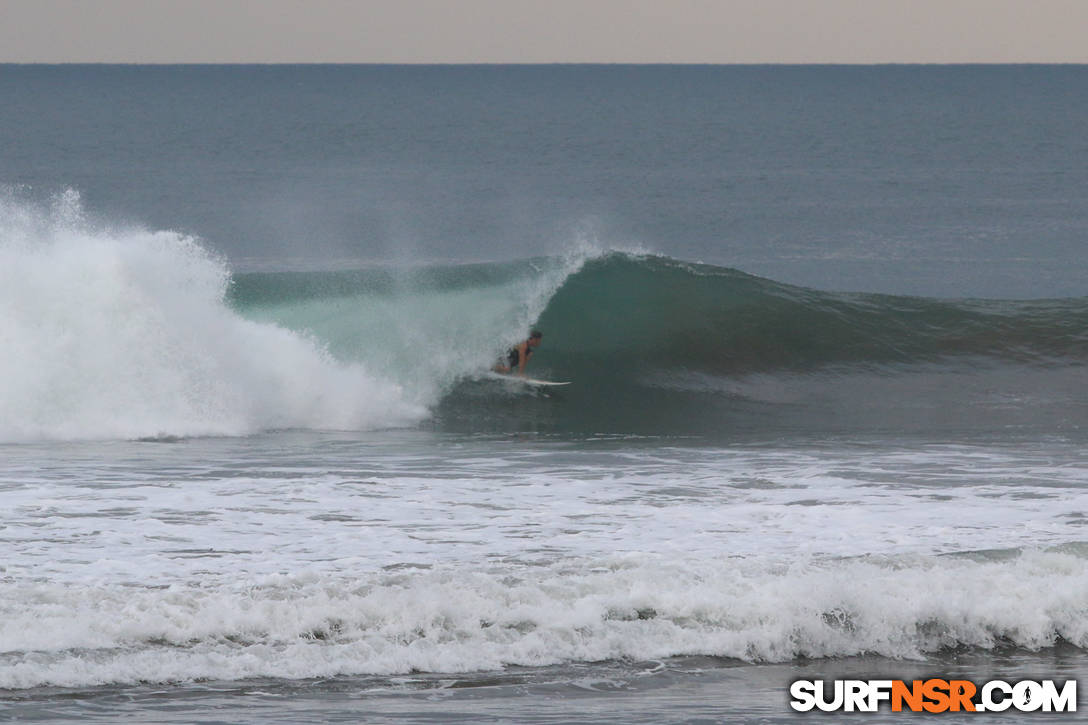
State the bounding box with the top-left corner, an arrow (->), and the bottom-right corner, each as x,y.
2,0 -> 1087,64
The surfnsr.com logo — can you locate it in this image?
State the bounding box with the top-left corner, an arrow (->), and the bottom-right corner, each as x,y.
790,679 -> 1077,713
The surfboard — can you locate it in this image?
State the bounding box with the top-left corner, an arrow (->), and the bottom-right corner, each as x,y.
486,372 -> 571,387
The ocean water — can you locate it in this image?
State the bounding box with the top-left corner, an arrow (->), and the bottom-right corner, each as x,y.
2,65 -> 1088,722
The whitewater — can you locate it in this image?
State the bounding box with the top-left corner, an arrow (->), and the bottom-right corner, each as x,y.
6,433 -> 1088,693
0,191 -> 592,441
3,191 -> 1088,721
4,64 -> 1088,723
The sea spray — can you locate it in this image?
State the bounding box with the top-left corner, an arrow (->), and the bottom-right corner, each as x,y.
230,247 -> 595,405
0,190 -> 423,440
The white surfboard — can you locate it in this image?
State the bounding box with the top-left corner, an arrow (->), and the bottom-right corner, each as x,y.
486,372 -> 571,387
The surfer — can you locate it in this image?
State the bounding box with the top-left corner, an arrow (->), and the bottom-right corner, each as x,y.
494,331 -> 543,375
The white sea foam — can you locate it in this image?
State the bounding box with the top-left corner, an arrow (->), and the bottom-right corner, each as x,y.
0,193 -> 386,439
4,438 -> 1087,584
2,550 -> 1086,689
3,436 -> 1087,688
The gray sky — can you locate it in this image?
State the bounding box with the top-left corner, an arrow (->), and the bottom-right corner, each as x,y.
2,0 -> 1087,63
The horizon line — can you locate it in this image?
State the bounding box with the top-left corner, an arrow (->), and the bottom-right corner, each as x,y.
4,61 -> 1088,67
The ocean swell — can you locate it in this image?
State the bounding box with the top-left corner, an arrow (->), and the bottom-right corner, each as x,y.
5,189 -> 1086,441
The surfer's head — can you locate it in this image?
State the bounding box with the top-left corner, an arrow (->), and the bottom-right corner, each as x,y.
529,330 -> 543,346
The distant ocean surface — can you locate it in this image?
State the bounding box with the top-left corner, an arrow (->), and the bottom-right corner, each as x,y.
2,65 -> 1087,723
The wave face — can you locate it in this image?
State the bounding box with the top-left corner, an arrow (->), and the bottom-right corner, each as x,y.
232,251 -> 1088,437
537,254 -> 1088,374
6,189 -> 1087,441
438,254 -> 1088,436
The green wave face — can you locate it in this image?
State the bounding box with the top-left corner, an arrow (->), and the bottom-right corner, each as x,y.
540,254 -> 1088,374
231,253 -> 1088,437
